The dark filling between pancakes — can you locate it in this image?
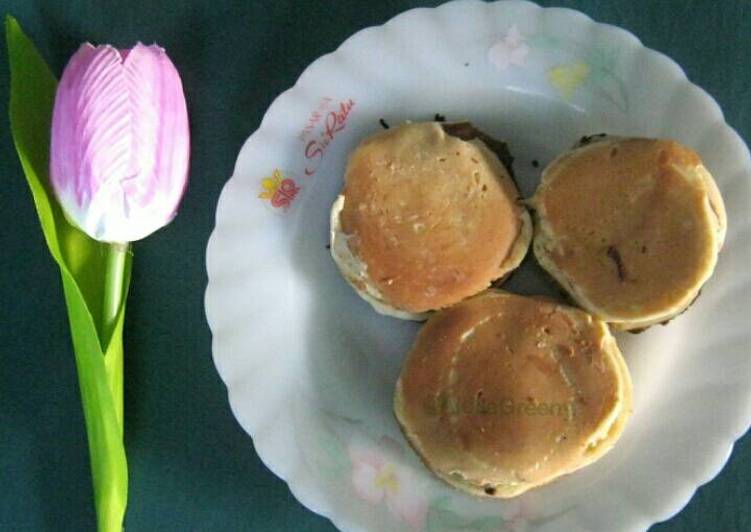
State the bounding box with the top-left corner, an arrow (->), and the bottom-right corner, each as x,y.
441,121 -> 516,180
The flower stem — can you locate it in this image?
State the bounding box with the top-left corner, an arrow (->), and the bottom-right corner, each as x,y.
102,241 -> 129,430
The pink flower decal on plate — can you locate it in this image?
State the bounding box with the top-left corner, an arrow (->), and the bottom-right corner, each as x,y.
488,25 -> 530,70
349,437 -> 428,530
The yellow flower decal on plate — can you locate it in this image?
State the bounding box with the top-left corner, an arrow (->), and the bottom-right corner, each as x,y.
548,62 -> 590,100
258,169 -> 284,200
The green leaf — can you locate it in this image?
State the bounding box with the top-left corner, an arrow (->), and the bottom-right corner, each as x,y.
6,15 -> 130,531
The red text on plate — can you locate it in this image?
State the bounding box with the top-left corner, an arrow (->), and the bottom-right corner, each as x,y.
304,99 -> 356,176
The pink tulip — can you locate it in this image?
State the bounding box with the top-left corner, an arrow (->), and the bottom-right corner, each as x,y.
50,42 -> 189,243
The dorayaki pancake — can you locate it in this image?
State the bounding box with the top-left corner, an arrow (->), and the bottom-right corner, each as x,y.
530,136 -> 727,331
330,122 -> 532,320
394,290 -> 632,498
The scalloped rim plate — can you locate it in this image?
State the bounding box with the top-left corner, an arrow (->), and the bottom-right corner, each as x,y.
205,1 -> 751,530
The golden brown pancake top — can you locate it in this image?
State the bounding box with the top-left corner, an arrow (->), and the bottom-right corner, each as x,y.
534,138 -> 719,318
340,122 -> 525,313
396,291 -> 624,491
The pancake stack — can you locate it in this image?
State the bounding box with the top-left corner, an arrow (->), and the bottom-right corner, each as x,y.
394,290 -> 632,498
330,121 -> 531,320
530,136 -> 726,330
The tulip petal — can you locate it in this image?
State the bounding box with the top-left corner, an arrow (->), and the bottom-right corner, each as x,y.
122,44 -> 189,220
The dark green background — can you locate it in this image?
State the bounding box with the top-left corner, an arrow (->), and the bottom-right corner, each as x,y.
1,0 -> 749,530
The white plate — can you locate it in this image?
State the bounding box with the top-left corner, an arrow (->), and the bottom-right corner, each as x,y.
205,1 -> 751,530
